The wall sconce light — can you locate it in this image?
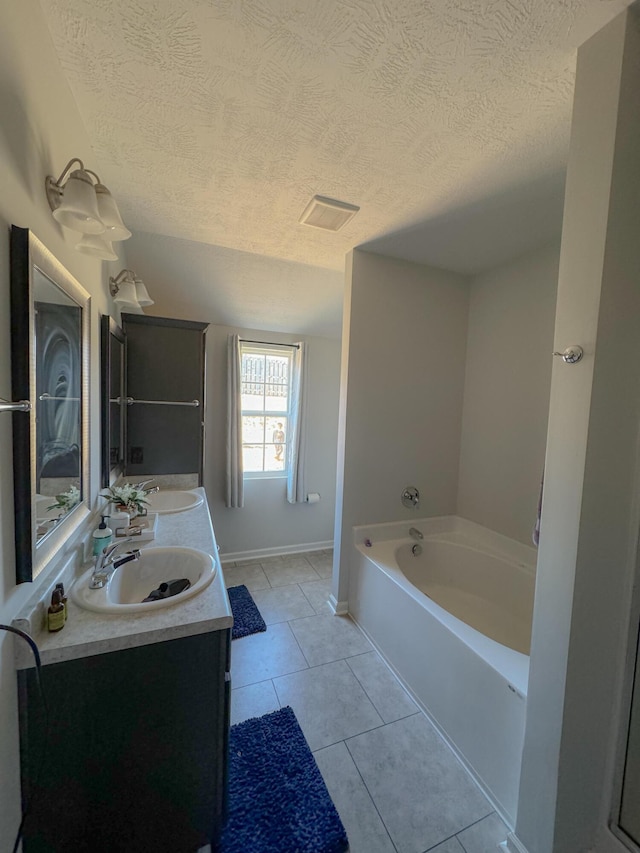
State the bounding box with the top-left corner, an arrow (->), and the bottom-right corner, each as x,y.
109,269 -> 154,311
46,158 -> 131,260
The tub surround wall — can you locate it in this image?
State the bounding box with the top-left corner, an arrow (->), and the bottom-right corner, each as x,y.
335,239 -> 560,605
457,244 -> 559,546
334,250 -> 470,607
203,324 -> 340,558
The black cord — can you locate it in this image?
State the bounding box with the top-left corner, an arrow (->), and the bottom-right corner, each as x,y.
0,624 -> 49,853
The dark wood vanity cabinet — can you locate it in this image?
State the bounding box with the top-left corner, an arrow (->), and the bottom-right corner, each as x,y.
121,313 -> 208,482
18,628 -> 231,852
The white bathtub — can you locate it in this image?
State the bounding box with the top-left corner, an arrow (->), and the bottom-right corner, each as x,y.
349,516 -> 536,825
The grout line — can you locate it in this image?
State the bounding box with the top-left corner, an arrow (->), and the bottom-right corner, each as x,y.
287,616 -> 312,668
451,810 -> 499,849
344,654 -> 419,722
342,736 -> 401,853
272,676 -> 283,709
421,830 -> 467,852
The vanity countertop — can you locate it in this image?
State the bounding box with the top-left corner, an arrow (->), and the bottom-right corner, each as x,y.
14,489 -> 232,669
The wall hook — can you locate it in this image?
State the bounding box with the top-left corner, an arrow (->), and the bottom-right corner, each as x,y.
552,345 -> 583,364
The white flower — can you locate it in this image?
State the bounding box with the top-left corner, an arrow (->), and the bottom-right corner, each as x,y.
48,485 -> 80,512
101,483 -> 151,514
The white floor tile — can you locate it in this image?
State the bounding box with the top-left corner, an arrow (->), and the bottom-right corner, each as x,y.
346,714 -> 491,853
263,559 -> 322,587
306,551 -> 334,578
231,621 -> 308,688
289,613 -> 372,666
230,680 -> 280,725
428,839 -> 465,853
314,741 -> 396,853
223,563 -> 271,592
456,813 -> 508,853
347,651 -> 418,723
299,578 -> 333,614
252,583 -> 315,624
273,659 -> 383,751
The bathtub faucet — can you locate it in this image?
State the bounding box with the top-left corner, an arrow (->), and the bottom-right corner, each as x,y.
409,527 -> 423,541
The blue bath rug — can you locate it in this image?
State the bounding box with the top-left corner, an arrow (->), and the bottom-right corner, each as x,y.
218,706 -> 348,853
228,584 -> 267,640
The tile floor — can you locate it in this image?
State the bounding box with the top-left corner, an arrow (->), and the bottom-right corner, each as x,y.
221,549 -> 509,853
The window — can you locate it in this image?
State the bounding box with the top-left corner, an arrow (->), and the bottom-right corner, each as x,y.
240,343 -> 292,475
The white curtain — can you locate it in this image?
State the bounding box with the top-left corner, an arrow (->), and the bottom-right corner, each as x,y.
225,334 -> 244,508
287,342 -> 307,503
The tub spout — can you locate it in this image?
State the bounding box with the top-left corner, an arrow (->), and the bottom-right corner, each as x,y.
409,527 -> 423,541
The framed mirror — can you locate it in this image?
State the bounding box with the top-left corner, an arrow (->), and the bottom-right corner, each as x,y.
10,226 -> 90,584
100,316 -> 125,487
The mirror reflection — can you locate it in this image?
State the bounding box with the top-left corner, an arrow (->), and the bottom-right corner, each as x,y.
10,225 -> 90,584
35,268 -> 83,540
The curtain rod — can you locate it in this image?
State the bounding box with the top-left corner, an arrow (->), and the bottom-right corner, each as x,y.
240,338 -> 300,349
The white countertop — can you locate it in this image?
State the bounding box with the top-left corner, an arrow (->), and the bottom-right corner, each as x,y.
14,489 -> 232,669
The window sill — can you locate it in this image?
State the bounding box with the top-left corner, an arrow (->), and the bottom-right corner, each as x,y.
243,472 -> 287,481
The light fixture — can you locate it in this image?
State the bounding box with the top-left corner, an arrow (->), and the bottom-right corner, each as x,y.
76,233 -> 118,261
299,195 -> 360,231
109,269 -> 153,311
132,274 -> 154,307
94,184 -> 132,241
46,158 -> 131,246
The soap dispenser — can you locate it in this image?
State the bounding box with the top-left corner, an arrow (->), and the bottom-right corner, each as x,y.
92,515 -> 113,556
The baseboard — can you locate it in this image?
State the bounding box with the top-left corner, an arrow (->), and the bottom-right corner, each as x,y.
327,594 -> 349,616
220,540 -> 333,564
499,833 -> 529,853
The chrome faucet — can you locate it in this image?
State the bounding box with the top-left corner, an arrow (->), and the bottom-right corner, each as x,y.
409,527 -> 423,541
90,539 -> 140,589
134,479 -> 159,494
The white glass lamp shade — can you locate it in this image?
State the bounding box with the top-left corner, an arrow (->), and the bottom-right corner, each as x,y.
52,169 -> 105,234
75,233 -> 118,261
113,280 -> 142,312
95,184 -> 132,242
133,276 -> 154,306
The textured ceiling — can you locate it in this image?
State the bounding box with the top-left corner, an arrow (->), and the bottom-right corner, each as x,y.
40,0 -> 631,279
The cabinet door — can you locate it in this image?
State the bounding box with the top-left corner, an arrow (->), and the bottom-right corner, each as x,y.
19,630 -> 230,853
122,314 -> 208,480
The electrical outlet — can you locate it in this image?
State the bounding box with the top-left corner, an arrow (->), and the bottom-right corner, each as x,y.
130,446 -> 144,464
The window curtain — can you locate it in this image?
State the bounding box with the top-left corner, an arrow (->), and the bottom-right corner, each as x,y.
225,334 -> 244,508
287,342 -> 307,504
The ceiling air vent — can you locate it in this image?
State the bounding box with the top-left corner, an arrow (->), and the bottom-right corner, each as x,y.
299,195 -> 360,231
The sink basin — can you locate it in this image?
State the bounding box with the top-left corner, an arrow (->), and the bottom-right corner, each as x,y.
144,490 -> 204,514
71,546 -> 216,614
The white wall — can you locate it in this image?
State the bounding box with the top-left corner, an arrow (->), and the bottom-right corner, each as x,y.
516,7 -> 640,852
457,244 -> 559,545
125,230 -> 344,339
203,324 -> 340,557
0,2 -> 124,843
334,250 -> 469,605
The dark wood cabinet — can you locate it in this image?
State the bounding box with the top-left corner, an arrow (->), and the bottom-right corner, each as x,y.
121,314 -> 208,481
18,629 -> 231,852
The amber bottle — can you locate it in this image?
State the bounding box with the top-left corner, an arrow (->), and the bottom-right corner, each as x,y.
47,589 -> 65,632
